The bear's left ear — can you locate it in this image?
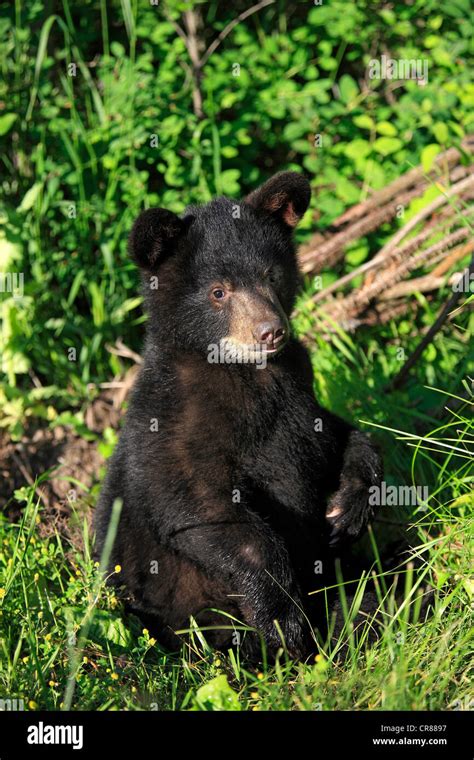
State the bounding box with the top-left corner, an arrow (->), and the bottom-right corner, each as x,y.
128,208 -> 194,270
244,171 -> 311,228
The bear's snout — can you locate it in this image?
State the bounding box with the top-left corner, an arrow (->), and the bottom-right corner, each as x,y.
224,287 -> 289,355
252,319 -> 287,352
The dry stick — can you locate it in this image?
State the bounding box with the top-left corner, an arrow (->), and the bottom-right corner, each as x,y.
105,338 -> 143,365
164,13 -> 203,118
332,137 -> 474,228
386,255 -> 474,392
372,173 -> 474,263
362,200 -> 474,290
432,239 -> 474,276
298,158 -> 474,275
307,202 -> 466,306
379,238 -> 474,299
329,238 -> 473,330
358,228 -> 470,305
299,184 -> 429,273
380,274 -> 448,300
362,176 -> 474,290
200,0 -> 275,66
10,451 -> 51,510
183,9 -> 204,119
449,162 -> 474,184
168,0 -> 275,119
327,227 -> 470,319
316,299 -> 411,337
298,167 -> 474,275
368,301 -> 413,326
301,202 -> 473,320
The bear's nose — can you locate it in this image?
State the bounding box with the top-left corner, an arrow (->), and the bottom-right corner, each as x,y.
253,320 -> 286,348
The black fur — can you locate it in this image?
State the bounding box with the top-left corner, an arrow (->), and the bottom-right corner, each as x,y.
94,172 -> 382,659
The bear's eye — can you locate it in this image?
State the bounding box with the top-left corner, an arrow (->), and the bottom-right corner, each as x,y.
209,282 -> 231,305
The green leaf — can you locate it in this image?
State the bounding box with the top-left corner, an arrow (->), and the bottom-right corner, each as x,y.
344,139 -> 371,160
405,185 -> 442,221
363,159 -> 386,190
346,243 -> 369,266
221,146 -> 238,158
428,15 -> 443,29
220,92 -> 239,110
432,122 -> 449,144
88,611 -> 132,648
432,48 -> 453,67
421,143 -> 441,172
194,675 -> 241,711
283,122 -> 308,141
111,297 -> 143,325
0,113 -> 17,136
376,121 -> 397,136
373,137 -> 403,156
17,183 -> 43,212
26,14 -> 70,121
334,176 -> 360,204
0,236 -> 21,269
338,75 -> 358,105
219,169 -> 240,196
353,114 -> 374,130
424,34 -> 442,49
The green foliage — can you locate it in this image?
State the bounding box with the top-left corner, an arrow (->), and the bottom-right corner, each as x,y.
0,0 -> 472,399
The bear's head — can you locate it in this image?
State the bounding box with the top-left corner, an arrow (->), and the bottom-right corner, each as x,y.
129,171 -> 310,362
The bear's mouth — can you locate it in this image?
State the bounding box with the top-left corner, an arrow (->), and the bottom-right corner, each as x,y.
212,338 -> 287,365
257,345 -> 283,356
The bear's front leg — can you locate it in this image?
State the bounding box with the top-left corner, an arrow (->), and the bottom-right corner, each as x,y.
326,429 -> 382,547
161,507 -> 311,659
242,377 -> 382,550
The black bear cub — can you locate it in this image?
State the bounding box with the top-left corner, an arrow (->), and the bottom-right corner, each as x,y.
95,172 -> 382,659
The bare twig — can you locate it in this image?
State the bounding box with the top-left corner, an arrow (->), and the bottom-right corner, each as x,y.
372,174 -> 474,263
329,228 -> 471,319
298,184 -> 425,273
11,450 -> 51,509
306,204 -> 465,306
105,338 -> 143,365
299,172 -> 474,275
200,0 -> 275,67
183,9 -> 204,119
379,274 -> 447,300
332,137 -> 474,228
165,1 -> 275,119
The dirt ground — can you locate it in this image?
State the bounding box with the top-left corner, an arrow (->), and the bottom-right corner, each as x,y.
0,369 -> 139,543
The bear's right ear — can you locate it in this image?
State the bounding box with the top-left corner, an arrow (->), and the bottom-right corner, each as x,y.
128,209 -> 194,270
244,171 -> 311,229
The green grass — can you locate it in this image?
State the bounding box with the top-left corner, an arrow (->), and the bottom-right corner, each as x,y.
1,374 -> 472,712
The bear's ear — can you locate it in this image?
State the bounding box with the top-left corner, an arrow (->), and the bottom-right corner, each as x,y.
128,208 -> 194,270
244,171 -> 311,228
